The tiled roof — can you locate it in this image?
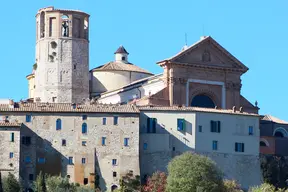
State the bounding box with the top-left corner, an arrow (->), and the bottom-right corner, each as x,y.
139,106 -> 259,116
0,122 -> 21,127
90,61 -> 153,75
114,46 -> 129,54
0,103 -> 139,113
262,115 -> 288,124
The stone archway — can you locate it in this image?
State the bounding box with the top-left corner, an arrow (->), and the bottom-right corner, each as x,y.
191,94 -> 216,108
273,127 -> 288,138
111,185 -> 118,191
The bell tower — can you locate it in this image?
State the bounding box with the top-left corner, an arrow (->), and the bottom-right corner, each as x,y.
33,6 -> 90,103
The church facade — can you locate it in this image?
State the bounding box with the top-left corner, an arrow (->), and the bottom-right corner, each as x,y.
0,6 -> 263,191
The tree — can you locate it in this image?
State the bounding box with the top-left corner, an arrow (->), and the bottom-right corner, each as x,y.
2,173 -> 21,192
142,171 -> 167,192
0,171 -> 3,192
223,180 -> 243,192
116,172 -> 141,192
33,171 -> 47,192
166,152 -> 224,192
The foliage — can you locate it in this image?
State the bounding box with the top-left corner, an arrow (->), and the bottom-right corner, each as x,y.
116,172 -> 141,192
248,183 -> 288,192
166,152 -> 224,192
261,155 -> 288,189
0,171 -> 3,192
2,173 -> 21,192
33,171 -> 46,192
222,180 -> 243,192
33,63 -> 37,70
142,171 -> 167,192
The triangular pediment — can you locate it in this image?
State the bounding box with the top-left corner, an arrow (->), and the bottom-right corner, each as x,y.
158,36 -> 248,73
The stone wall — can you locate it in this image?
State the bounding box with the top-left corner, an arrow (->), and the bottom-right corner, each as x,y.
2,112 -> 139,191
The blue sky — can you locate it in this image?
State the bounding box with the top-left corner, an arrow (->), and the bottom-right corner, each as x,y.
0,0 -> 287,120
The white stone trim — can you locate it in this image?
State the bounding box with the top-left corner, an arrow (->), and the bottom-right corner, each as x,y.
273,127 -> 288,137
186,79 -> 226,108
260,138 -> 270,147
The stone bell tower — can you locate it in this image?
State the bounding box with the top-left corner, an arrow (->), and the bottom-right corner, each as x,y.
33,7 -> 89,103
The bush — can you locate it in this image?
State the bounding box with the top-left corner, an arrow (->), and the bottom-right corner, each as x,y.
223,180 -> 243,192
142,171 -> 167,192
2,173 -> 21,192
166,152 -> 224,192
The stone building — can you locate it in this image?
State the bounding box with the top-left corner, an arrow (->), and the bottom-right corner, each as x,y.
139,106 -> 262,190
0,102 -> 140,191
260,115 -> 288,156
0,122 -> 21,179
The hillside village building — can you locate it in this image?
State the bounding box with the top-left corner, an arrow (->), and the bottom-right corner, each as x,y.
0,6 -> 263,191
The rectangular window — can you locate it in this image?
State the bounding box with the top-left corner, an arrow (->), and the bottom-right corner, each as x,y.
68,157 -> 73,165
25,156 -> 31,163
22,136 -> 31,146
82,141 -> 87,146
124,138 -> 129,146
10,133 -> 14,142
210,121 -> 221,133
102,137 -> 106,146
82,115 -> 87,120
82,158 -> 86,164
38,158 -> 45,164
147,118 -> 157,133
235,142 -> 245,152
84,178 -> 88,185
143,143 -> 148,150
29,174 -> 34,181
114,116 -> 118,125
198,125 -> 202,132
62,139 -> 66,146
103,118 -> 107,125
113,172 -> 117,177
26,115 -> 32,122
177,119 -> 186,131
9,152 -> 13,159
249,126 -> 254,135
112,159 -> 117,166
212,140 -> 218,151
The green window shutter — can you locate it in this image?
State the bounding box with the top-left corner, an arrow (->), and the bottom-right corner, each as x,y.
210,121 -> 213,132
183,119 -> 186,131
10,133 -> 14,142
152,118 -> 157,133
242,143 -> 245,152
217,121 -> 221,133
235,143 -> 238,151
147,118 -> 151,133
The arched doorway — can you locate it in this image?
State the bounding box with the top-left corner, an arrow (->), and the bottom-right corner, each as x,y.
111,185 -> 118,191
191,94 -> 215,108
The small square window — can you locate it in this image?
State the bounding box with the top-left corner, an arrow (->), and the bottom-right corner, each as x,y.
124,138 -> 129,146
82,158 -> 86,164
38,158 -> 45,164
172,147 -> 175,151
249,126 -> 254,135
198,125 -> 202,132
62,139 -> 66,146
84,178 -> 88,185
212,140 -> 218,151
9,152 -> 14,159
29,174 -> 33,181
103,118 -> 107,125
121,56 -> 125,61
143,143 -> 148,150
26,115 -> 32,123
25,156 -> 31,163
10,133 -> 14,142
102,137 -> 106,146
112,159 -> 117,166
82,115 -> 87,120
22,136 -> 31,146
114,116 -> 118,125
113,172 -> 117,177
82,141 -> 87,146
68,157 -> 73,165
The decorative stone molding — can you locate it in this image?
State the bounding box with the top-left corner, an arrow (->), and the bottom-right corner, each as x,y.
189,88 -> 220,107
225,82 -> 242,91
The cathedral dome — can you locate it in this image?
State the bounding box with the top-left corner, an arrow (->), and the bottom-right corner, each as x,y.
90,46 -> 153,96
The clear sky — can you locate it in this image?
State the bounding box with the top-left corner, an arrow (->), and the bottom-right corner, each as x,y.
0,0 -> 287,120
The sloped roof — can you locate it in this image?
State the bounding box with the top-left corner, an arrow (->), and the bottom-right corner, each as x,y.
114,46 -> 129,54
262,115 -> 288,124
0,103 -> 139,113
90,61 -> 153,75
157,36 -> 248,73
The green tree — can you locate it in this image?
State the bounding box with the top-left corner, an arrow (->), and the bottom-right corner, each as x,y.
116,172 -> 141,192
33,171 -> 47,192
166,152 -> 224,192
222,180 -> 243,192
2,173 -> 21,192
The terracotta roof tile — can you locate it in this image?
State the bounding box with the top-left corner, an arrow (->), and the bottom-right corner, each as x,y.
139,106 -> 259,116
90,61 -> 153,75
262,115 -> 288,124
0,103 -> 139,113
0,122 -> 21,127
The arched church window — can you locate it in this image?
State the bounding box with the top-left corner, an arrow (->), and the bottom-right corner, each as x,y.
274,131 -> 284,138
191,94 -> 215,108
273,127 -> 288,138
40,12 -> 45,38
260,141 -> 267,147
61,15 -> 69,37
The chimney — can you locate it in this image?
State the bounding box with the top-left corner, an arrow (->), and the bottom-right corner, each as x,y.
239,107 -> 243,113
232,106 -> 236,113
